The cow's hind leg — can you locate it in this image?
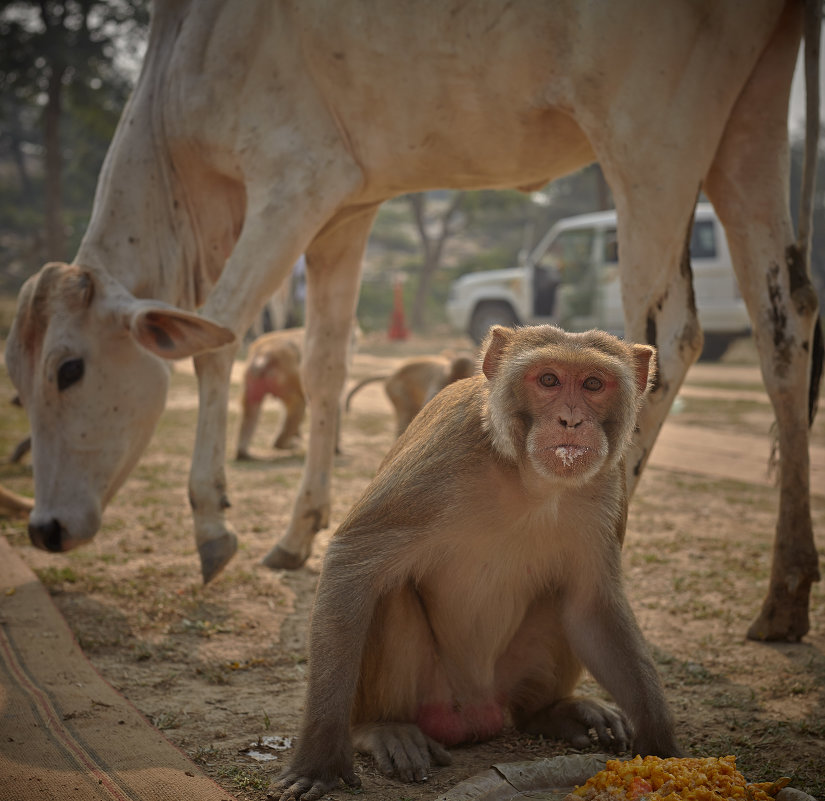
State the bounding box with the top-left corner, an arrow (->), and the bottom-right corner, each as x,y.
705,1 -> 820,641
262,204 -> 380,570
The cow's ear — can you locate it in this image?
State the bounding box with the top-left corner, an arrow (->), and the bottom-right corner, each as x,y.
129,307 -> 235,359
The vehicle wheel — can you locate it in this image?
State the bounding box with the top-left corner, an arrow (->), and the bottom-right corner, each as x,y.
698,333 -> 734,362
469,302 -> 519,345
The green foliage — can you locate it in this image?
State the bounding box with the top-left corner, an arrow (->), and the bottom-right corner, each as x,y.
452,245 -> 518,277
357,263 -> 452,334
0,0 -> 149,278
357,275 -> 406,333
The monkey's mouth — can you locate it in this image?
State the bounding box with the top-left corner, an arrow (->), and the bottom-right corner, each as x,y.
553,445 -> 590,468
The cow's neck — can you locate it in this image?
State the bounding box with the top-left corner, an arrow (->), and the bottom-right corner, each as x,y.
74,0 -> 244,313
75,172 -> 239,315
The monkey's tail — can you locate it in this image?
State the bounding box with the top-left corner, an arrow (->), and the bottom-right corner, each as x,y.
0,485 -> 33,516
344,375 -> 389,411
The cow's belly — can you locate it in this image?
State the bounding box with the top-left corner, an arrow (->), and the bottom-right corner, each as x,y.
355,106 -> 595,199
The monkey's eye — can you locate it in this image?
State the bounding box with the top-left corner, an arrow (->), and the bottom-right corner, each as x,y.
57,358 -> 85,392
582,376 -> 603,392
539,373 -> 560,387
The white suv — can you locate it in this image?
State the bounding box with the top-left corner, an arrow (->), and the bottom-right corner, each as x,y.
446,204 -> 750,360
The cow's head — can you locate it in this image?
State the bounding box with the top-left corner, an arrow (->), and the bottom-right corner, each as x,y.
4,263 -> 234,553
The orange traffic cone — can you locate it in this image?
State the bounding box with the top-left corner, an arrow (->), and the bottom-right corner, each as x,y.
387,278 -> 409,341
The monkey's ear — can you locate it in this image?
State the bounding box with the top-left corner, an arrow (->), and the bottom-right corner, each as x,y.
481,326 -> 512,379
631,344 -> 656,394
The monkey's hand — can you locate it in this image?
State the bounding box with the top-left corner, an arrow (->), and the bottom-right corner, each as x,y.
271,755 -> 360,801
519,696 -> 632,752
352,722 -> 452,782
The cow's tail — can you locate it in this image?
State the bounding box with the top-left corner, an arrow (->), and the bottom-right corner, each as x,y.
801,0 -> 823,425
810,318 -> 823,424
344,375 -> 389,412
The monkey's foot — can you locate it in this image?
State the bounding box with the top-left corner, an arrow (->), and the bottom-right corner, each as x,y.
198,532 -> 238,583
519,697 -> 631,753
262,544 -> 309,571
352,722 -> 451,781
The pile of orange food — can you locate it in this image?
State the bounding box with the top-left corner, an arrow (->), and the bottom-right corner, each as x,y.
566,755 -> 790,801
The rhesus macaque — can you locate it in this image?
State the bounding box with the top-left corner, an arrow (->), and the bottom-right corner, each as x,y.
236,329 -> 306,459
345,352 -> 476,437
275,325 -> 681,801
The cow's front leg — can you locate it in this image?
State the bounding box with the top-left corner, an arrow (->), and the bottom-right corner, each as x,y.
608,189 -> 705,496
263,204 -> 380,570
190,341 -> 240,582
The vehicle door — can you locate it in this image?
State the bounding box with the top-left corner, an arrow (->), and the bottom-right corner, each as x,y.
550,226 -> 600,331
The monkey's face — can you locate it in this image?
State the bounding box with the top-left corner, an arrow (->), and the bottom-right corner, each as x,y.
520,359 -> 620,483
481,325 -> 654,484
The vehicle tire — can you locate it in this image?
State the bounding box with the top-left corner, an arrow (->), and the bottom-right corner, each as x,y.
469,302 -> 520,345
698,333 -> 734,362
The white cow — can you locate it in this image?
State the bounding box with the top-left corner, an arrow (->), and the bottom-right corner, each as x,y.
4,0 -> 821,641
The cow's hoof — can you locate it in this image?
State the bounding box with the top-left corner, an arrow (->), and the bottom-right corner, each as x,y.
261,544 -> 308,571
746,610 -> 808,643
199,532 -> 238,584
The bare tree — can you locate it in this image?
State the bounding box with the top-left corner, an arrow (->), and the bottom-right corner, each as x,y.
407,191 -> 466,331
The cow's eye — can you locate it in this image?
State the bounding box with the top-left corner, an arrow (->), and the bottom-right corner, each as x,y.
539,373 -> 559,387
57,358 -> 85,391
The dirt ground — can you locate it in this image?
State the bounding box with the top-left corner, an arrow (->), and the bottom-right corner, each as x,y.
1,332 -> 824,800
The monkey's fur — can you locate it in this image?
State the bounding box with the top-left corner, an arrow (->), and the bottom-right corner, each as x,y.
276,325 -> 681,801
236,329 -> 305,459
345,353 -> 476,437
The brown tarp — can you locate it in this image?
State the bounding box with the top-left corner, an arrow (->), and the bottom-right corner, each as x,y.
0,536 -> 238,801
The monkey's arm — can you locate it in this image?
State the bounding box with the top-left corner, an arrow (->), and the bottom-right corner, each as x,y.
273,533 -> 401,801
560,551 -> 682,758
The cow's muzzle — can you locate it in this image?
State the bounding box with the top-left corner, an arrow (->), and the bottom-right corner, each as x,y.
29,518 -> 66,552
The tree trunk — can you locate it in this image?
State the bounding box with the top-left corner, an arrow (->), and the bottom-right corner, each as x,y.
409,192 -> 465,331
44,61 -> 67,260
7,111 -> 33,198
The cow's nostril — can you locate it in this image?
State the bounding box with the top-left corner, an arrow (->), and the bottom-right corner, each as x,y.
29,519 -> 63,552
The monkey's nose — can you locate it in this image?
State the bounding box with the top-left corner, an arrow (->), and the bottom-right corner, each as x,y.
29,518 -> 64,552
558,415 -> 583,428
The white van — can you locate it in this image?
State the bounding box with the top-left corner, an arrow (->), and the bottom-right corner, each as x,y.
445,203 -> 750,359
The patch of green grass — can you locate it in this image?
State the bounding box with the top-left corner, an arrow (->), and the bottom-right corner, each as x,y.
151,710 -> 181,730
192,744 -> 221,765
215,765 -> 269,792
35,566 -> 79,586
195,663 -> 232,685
